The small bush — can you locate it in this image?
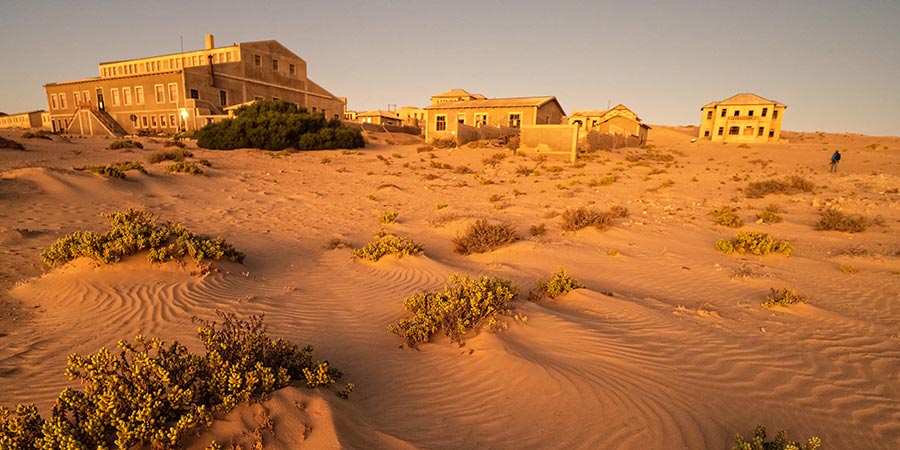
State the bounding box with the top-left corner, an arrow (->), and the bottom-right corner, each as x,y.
323,238 -> 350,250
515,165 -> 534,176
745,176 -> 815,198
388,274 -> 517,347
40,209 -> 244,267
430,137 -> 457,149
762,288 -> 806,308
167,161 -> 204,175
529,268 -> 584,301
0,311 -> 346,449
453,220 -> 519,255
529,223 -> 546,236
149,148 -> 193,163
561,207 -> 613,231
453,165 -> 475,174
163,139 -> 186,148
757,204 -> 783,223
839,263 -> 859,273
710,206 -> 744,227
21,130 -> 52,140
0,136 -> 26,150
109,139 -> 143,150
75,161 -> 147,179
353,233 -> 423,261
732,425 -> 821,450
815,209 -> 867,233
716,231 -> 793,256
378,211 -> 398,224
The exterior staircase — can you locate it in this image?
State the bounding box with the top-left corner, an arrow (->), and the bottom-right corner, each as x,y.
92,109 -> 128,136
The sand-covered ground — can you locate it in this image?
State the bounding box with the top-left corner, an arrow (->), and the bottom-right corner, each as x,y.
1,126 -> 898,449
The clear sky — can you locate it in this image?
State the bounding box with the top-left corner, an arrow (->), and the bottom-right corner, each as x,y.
1,0 -> 898,136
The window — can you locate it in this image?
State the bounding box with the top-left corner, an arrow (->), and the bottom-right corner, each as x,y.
135,86 -> 144,104
141,115 -> 148,128
729,126 -> 740,135
168,83 -> 178,102
254,55 -> 261,66
151,115 -> 158,128
748,110 -> 754,117
769,130 -> 775,138
312,107 -> 317,112
254,96 -> 264,101
59,93 -> 67,109
160,115 -> 167,128
721,108 -> 726,117
475,113 -> 488,127
508,113 -> 521,128
762,108 -> 768,117
272,59 -> 279,71
73,91 -> 81,106
734,110 -> 740,117
169,114 -> 176,128
773,110 -> 779,119
50,94 -> 58,110
289,64 -> 295,76
190,89 -> 199,99
457,113 -> 465,124
704,130 -> 710,137
758,127 -> 765,136
436,115 -> 446,131
123,87 -> 132,105
718,127 -> 724,136
706,110 -> 712,120
155,85 -> 165,103
111,88 -> 120,106
220,90 -> 227,107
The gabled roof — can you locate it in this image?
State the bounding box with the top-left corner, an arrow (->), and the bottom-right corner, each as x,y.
569,109 -> 609,118
432,88 -> 479,98
425,96 -> 560,110
702,93 -> 786,109
358,110 -> 400,118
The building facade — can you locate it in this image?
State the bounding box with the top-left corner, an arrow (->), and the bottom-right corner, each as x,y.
357,110 -> 403,126
0,111 -> 46,129
429,88 -> 486,105
44,35 -> 344,136
568,104 -> 650,146
699,93 -> 786,143
424,93 -> 566,143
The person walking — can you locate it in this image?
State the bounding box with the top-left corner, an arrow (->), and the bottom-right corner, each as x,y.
830,150 -> 842,172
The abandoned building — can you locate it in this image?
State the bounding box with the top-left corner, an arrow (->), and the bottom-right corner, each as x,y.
356,110 -> 403,126
43,34 -> 345,136
699,93 -> 786,143
0,110 -> 49,129
568,104 -> 650,146
423,92 -> 566,143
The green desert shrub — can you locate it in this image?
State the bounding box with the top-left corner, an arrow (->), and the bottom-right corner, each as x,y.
353,232 -> 423,261
75,161 -> 147,179
716,231 -> 793,256
0,136 -> 25,150
814,209 -> 867,233
40,209 -> 244,267
453,220 -> 519,255
149,148 -> 193,163
379,211 -> 398,224
167,161 -> 204,175
388,274 -> 517,347
0,311 -> 348,450
756,204 -> 783,223
745,176 -> 815,198
529,267 -> 584,301
163,139 -> 186,148
108,139 -> 143,150
195,100 -> 364,151
762,288 -> 806,308
732,425 -> 821,450
709,206 -> 744,227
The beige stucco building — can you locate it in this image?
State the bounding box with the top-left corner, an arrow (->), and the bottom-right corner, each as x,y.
430,88 -> 486,105
0,110 -> 47,129
568,104 -> 650,145
424,92 -> 566,143
44,35 -> 344,136
699,93 -> 786,143
395,105 -> 426,128
357,110 -> 403,126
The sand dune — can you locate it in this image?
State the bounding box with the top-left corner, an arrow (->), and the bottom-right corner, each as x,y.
1,128 -> 899,449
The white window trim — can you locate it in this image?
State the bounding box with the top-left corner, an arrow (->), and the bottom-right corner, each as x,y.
110,88 -> 120,106
135,86 -> 145,105
154,84 -> 165,104
59,93 -> 67,109
435,114 -> 447,131
168,83 -> 178,103
508,111 -> 523,128
50,93 -> 58,110
123,87 -> 132,106
474,112 -> 488,127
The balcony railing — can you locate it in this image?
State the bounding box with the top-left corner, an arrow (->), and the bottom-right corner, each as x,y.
727,115 -> 758,121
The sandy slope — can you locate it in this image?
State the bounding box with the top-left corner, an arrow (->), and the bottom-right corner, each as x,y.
1,127 -> 898,449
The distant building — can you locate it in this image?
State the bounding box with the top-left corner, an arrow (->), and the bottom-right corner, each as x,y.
357,110 -> 403,126
0,110 -> 46,129
395,105 -> 426,128
568,104 -> 650,146
699,93 -> 786,143
423,92 -> 566,143
430,88 -> 486,105
44,34 -> 344,136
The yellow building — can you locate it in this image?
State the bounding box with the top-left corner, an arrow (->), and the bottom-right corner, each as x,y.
44,34 -> 344,136
395,105 -> 426,128
0,110 -> 46,129
424,93 -> 566,143
699,93 -> 786,143
568,104 -> 650,146
357,110 -> 403,126
429,88 -> 486,105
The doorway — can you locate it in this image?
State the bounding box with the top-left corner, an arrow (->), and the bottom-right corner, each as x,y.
96,88 -> 105,111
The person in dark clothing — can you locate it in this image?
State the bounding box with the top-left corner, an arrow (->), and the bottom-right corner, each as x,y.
830,150 -> 841,172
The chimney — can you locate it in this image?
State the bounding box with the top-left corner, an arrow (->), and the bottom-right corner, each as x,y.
205,34 -> 215,50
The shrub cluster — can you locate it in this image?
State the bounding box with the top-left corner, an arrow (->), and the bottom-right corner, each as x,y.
379,211 -> 398,224
163,139 -> 186,148
149,148 -> 193,163
453,220 -> 519,255
0,136 -> 25,150
709,206 -> 744,227
0,311 -> 349,449
75,161 -> 148,179
40,209 -> 245,267
756,204 -> 783,224
430,137 -> 457,149
762,288 -> 806,308
352,232 -> 424,262
388,274 -> 517,347
21,130 -> 52,140
195,100 -> 364,151
108,139 -> 144,150
732,425 -> 821,450
561,206 -> 628,232
716,231 -> 793,256
529,268 -> 584,301
815,209 -> 867,233
745,176 -> 815,198
167,161 -> 205,175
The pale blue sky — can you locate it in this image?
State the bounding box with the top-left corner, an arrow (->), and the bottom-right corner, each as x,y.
1,0 -> 898,135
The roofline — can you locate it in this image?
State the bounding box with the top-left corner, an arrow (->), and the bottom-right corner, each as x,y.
98,43 -> 243,66
45,70 -> 183,87
424,96 -> 559,110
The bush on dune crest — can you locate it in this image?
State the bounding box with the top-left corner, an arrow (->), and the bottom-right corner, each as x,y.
453,220 -> 519,255
530,267 -> 584,301
732,425 -> 821,450
0,311 -> 352,449
195,100 -> 364,151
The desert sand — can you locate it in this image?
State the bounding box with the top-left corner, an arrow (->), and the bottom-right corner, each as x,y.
1,127 -> 898,449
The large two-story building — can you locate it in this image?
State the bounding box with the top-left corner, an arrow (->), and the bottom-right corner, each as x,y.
44,35 -> 344,136
699,93 -> 786,143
